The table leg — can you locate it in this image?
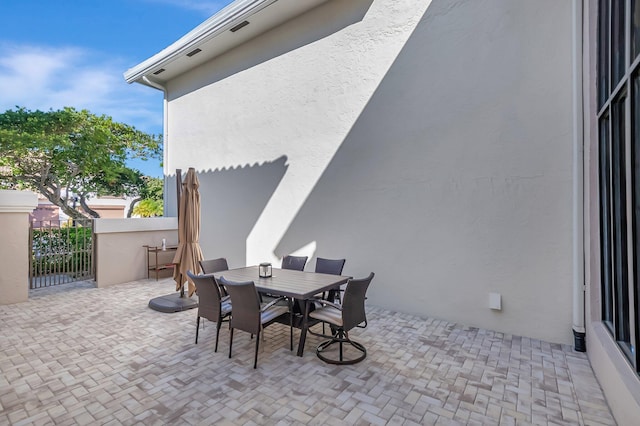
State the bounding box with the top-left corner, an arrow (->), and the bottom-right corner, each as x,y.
297,299 -> 310,357
288,298 -> 293,351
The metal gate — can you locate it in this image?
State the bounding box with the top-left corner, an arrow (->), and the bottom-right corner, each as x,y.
29,218 -> 95,289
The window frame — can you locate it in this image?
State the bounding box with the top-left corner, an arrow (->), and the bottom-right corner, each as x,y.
597,0 -> 640,373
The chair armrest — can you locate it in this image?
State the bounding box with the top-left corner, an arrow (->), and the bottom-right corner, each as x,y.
313,299 -> 343,311
260,296 -> 286,312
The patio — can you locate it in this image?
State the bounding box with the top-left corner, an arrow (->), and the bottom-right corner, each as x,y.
0,279 -> 615,425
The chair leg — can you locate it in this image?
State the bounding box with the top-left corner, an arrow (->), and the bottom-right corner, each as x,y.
215,320 -> 222,352
254,331 -> 260,369
315,328 -> 366,365
195,316 -> 200,344
229,328 -> 234,359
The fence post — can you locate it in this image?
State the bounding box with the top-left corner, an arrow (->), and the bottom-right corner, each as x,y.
0,190 -> 38,305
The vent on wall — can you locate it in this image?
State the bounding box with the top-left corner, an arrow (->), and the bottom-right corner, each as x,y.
153,68 -> 165,75
230,20 -> 250,32
186,48 -> 202,57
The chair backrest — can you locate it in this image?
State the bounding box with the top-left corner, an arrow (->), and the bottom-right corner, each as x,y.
200,257 -> 229,274
281,255 -> 308,271
315,258 -> 346,275
187,270 -> 224,321
218,276 -> 262,334
341,272 -> 375,331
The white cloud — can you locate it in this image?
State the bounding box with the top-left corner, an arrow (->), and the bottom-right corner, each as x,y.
0,43 -> 163,135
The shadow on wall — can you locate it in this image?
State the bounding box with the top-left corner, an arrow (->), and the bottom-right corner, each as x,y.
166,156 -> 288,268
274,0 -> 573,323
168,0 -> 374,100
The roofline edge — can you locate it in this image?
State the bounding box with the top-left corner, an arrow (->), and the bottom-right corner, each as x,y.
123,0 -> 278,84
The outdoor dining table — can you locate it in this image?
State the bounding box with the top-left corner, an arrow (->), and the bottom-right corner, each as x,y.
214,265 -> 349,356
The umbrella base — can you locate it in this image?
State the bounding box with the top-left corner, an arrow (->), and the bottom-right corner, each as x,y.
149,293 -> 198,313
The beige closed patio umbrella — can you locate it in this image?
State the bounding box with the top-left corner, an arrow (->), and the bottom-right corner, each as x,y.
172,167 -> 203,297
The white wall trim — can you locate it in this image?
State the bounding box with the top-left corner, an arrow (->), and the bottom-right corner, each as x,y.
94,217 -> 178,234
0,190 -> 38,213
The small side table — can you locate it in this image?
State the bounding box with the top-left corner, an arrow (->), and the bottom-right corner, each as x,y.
144,245 -> 178,280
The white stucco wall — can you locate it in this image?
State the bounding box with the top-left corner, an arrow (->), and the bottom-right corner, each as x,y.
164,0 -> 575,343
94,218 -> 178,287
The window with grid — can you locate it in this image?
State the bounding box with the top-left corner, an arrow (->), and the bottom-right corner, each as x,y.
598,0 -> 640,373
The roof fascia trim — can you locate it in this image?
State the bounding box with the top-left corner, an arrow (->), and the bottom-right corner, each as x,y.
124,0 -> 278,84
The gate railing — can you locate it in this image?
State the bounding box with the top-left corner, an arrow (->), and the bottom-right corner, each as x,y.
29,218 -> 95,289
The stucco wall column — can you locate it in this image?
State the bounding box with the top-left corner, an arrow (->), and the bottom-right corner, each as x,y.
0,190 -> 38,305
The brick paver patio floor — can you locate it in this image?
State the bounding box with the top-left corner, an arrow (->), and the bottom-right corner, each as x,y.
0,278 -> 615,425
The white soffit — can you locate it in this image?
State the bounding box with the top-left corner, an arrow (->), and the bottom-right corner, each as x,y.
124,0 -> 330,87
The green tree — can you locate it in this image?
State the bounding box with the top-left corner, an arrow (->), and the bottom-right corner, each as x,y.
132,198 -> 163,217
0,107 -> 162,219
128,176 -> 164,217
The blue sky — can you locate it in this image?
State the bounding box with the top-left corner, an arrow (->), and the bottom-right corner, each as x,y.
0,0 -> 234,177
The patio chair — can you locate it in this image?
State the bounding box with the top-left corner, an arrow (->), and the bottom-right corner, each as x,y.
313,257 -> 346,333
199,257 -> 230,297
281,255 -> 308,271
315,257 -> 346,303
308,272 -> 374,365
280,255 -> 309,315
218,276 -> 292,369
259,255 -> 309,307
199,257 -> 229,274
187,270 -> 231,352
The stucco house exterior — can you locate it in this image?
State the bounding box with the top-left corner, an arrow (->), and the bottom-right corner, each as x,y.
29,194 -> 133,225
125,0 -> 640,422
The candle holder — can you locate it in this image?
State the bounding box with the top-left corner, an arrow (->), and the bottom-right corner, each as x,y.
259,262 -> 272,278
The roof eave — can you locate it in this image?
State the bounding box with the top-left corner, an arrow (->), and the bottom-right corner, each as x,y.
123,0 -> 277,84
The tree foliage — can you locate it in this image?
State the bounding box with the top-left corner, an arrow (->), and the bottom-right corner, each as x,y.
0,107 -> 162,219
141,176 -> 164,202
127,176 -> 163,217
132,198 -> 163,217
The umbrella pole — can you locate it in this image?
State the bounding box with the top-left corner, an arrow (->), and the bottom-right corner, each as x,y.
148,168 -> 199,313
176,168 -> 185,299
